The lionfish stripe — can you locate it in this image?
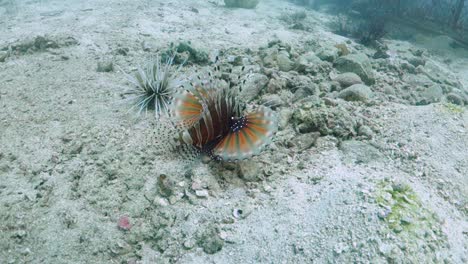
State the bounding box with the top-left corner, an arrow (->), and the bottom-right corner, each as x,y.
239,129 -> 253,152
172,90 -> 205,129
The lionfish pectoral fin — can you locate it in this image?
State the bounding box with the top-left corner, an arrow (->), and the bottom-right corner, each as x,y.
171,89 -> 205,130
213,106 -> 277,161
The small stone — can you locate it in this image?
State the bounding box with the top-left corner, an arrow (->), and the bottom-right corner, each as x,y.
278,108 -> 293,130
393,225 -> 403,233
446,93 -> 464,105
198,226 -> 224,254
400,216 -> 413,225
118,216 -> 132,231
97,60 -> 114,72
292,132 -> 320,151
154,197 -> 169,206
238,160 -> 262,181
157,174 -> 174,197
335,43 -> 350,56
227,55 -> 243,66
183,239 -> 196,249
0,51 -> 9,62
358,125 -> 374,139
316,46 -> 339,62
379,243 -> 394,256
333,242 -> 348,255
294,52 -> 323,74
417,84 -> 443,105
276,51 -> 293,71
333,72 -> 363,89
239,73 -> 268,102
261,94 -> 283,109
334,54 -> 375,85
338,84 -> 373,102
195,189 -> 209,198
378,207 -> 392,219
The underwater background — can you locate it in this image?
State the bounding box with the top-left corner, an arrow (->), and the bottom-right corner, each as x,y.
0,0 -> 467,263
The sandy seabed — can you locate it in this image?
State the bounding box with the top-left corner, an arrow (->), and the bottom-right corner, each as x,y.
0,0 -> 467,263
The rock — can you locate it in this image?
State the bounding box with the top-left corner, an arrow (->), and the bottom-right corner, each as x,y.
276,51 -> 294,71
278,108 -> 293,130
195,190 -> 209,198
198,226 -> 224,254
316,46 -> 339,62
286,74 -> 315,93
183,239 -> 196,249
379,243 -> 395,257
334,54 -> 375,85
292,132 -> 320,151
417,84 -> 443,105
8,35 -> 77,55
224,0 -> 260,8
403,74 -> 433,87
0,51 -> 8,62
157,174 -> 174,197
400,216 -> 414,225
97,60 -> 114,72
261,94 -> 283,109
293,83 -> 319,102
333,72 -> 363,89
294,52 -> 324,74
338,84 -> 373,102
358,125 -> 374,139
162,42 -> 209,65
237,160 -> 262,181
117,216 -> 132,231
400,61 -> 416,73
227,55 -> 243,66
339,140 -> 383,164
421,60 -> 461,87
266,77 -> 286,93
334,43 -> 350,56
445,92 -> 465,106
293,104 -> 357,138
239,73 -> 268,101
141,41 -> 153,52
407,56 -> 426,67
333,242 -> 348,255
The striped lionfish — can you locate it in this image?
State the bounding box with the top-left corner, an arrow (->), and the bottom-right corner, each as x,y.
170,66 -> 278,161
125,55 -> 277,162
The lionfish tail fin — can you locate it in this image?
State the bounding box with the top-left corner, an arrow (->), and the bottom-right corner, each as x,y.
213,106 -> 277,161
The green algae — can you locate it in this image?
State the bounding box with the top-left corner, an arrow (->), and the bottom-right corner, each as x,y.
374,180 -> 450,262
375,179 -> 446,242
441,103 -> 465,114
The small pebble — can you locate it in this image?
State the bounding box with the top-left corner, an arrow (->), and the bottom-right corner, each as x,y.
97,60 -> 114,72
195,190 -> 209,198
118,216 -> 131,231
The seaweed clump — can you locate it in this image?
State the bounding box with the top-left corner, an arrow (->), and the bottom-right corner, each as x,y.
355,17 -> 387,46
332,14 -> 387,46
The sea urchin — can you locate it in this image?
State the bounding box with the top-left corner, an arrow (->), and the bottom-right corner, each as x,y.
123,55 -> 182,117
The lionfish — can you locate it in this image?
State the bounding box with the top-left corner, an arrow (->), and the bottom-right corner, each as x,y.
169,67 -> 278,161
126,55 -> 277,162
